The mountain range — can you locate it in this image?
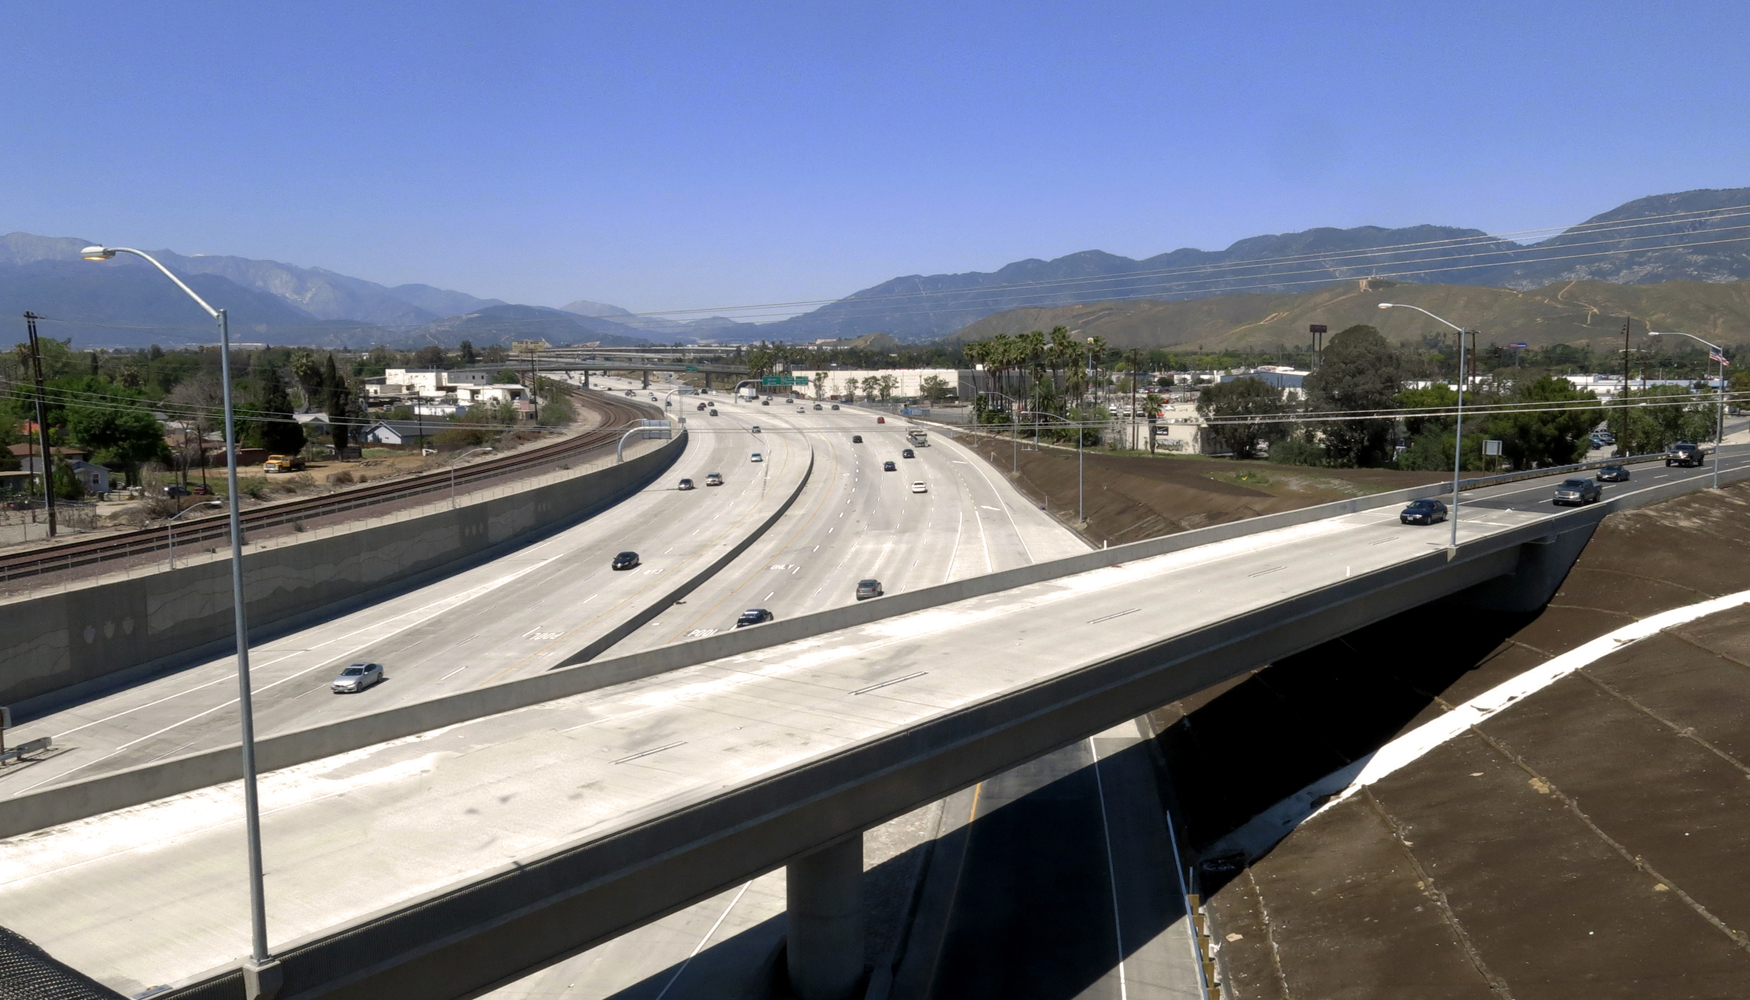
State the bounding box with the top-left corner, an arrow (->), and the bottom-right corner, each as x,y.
952,277 -> 1750,353
3,186 -> 1747,350
762,187 -> 1750,340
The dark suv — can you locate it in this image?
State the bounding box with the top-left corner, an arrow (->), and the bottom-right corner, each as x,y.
1553,479 -> 1602,506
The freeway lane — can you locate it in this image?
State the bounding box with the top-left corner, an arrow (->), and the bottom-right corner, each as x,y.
5,452 -> 1742,995
610,404 -> 1084,654
0,391 -> 804,793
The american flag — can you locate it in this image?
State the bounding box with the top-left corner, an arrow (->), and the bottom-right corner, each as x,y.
1710,348 -> 1730,367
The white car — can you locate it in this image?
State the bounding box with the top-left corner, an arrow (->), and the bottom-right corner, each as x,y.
751,452 -> 763,463
910,481 -> 928,493
331,662 -> 383,693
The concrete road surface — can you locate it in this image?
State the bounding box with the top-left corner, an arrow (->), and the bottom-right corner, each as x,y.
3,452 -> 1742,996
0,390 -> 803,791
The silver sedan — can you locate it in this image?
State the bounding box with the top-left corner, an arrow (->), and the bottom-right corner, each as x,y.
331,662 -> 384,693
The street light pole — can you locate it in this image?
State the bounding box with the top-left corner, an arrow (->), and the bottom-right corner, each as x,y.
1648,331 -> 1727,489
167,499 -> 224,569
82,246 -> 279,994
449,447 -> 494,508
1380,303 -> 1469,550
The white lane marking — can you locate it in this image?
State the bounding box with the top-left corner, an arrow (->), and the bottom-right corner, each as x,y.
652,880 -> 754,1000
37,547 -> 576,747
439,665 -> 470,681
1215,585 -> 1750,857
1089,737 -> 1129,1000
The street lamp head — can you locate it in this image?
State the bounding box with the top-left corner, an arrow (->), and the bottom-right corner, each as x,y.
1377,303 -> 1396,310
81,246 -> 117,261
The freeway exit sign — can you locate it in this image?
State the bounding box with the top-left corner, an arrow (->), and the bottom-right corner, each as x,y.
761,375 -> 809,386
685,365 -> 698,372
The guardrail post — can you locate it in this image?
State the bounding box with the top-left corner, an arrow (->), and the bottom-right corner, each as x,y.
787,834 -> 865,1000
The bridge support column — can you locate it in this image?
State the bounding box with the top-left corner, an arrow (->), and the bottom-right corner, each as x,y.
582,368 -> 590,389
786,835 -> 864,1000
642,369 -> 650,389
704,372 -> 712,391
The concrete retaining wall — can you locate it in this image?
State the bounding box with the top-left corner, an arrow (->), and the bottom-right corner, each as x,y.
4,459 -> 1742,841
0,434 -> 686,715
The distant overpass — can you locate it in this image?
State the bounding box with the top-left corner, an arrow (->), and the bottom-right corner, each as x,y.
7,451 -> 1748,1000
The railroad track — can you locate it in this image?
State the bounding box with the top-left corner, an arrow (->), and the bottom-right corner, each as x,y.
0,389 -> 660,585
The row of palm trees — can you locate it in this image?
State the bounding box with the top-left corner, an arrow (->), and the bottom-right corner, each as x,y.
961,326 -> 1116,410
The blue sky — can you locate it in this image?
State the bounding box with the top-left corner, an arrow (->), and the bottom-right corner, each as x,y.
4,1 -> 1746,317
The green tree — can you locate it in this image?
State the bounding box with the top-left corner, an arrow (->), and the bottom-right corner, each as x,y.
414,345 -> 448,369
458,340 -> 478,365
878,374 -> 897,401
920,374 -> 952,402
255,366 -> 307,455
1615,385 -> 1714,454
1304,325 -> 1403,466
323,354 -> 356,453
1483,376 -> 1599,469
288,349 -> 324,409
66,403 -> 167,485
53,456 -> 85,500
1196,378 -> 1288,459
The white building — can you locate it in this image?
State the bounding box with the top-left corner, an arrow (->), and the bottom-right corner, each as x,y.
808,368 -> 967,401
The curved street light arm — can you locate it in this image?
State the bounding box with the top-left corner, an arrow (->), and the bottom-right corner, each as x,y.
85,247 -> 220,318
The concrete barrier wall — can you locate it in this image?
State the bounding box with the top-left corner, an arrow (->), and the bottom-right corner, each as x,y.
0,434 -> 686,714
565,443 -> 816,665
4,459 -> 1740,840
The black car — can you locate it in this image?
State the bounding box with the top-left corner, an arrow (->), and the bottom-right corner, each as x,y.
901,448 -> 915,459
612,551 -> 641,570
882,460 -> 897,471
1596,464 -> 1630,482
851,435 -> 863,443
166,484 -> 192,498
734,608 -> 774,628
1553,478 -> 1603,506
1400,498 -> 1447,525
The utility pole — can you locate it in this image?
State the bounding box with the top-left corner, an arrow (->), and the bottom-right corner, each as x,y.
1130,348 -> 1141,452
1622,316 -> 1632,456
23,313 -> 56,537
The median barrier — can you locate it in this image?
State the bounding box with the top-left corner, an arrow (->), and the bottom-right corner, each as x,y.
0,433 -> 686,715
563,441 -> 816,664
4,456 -> 1744,841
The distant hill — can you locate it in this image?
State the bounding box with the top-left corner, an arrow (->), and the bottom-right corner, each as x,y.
0,259 -> 329,348
763,187 -> 1750,340
559,299 -> 758,342
411,304 -> 649,348
951,277 -> 1750,353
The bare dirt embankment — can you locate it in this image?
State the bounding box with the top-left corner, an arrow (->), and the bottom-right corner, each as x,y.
1146,481 -> 1750,997
943,427 -> 1443,546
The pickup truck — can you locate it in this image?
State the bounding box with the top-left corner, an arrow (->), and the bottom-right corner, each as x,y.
263,454 -> 306,474
1665,442 -> 1708,468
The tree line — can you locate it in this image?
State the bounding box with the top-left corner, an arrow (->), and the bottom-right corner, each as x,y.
1195,324 -> 1722,470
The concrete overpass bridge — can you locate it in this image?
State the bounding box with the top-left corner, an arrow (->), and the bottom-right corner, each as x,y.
5,451 -> 1747,1000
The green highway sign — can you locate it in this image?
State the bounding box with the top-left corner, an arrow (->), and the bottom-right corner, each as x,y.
761,375 -> 809,386
685,365 -> 698,372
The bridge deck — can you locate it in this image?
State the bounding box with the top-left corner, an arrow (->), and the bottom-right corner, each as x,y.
1,456 -> 1743,997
